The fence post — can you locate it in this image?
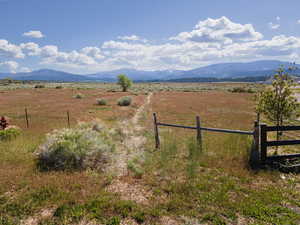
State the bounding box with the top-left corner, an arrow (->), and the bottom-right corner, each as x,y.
256,112 -> 260,124
260,123 -> 267,163
67,110 -> 70,128
196,116 -> 202,151
250,121 -> 260,168
253,121 -> 259,151
153,113 -> 160,149
25,108 -> 29,128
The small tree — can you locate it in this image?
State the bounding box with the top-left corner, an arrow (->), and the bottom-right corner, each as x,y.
117,74 -> 132,92
3,77 -> 13,84
257,66 -> 298,144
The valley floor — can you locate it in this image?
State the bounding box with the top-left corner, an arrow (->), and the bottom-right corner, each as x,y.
1,83 -> 300,225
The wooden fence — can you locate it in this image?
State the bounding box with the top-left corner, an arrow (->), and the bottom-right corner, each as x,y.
3,108 -> 72,129
259,123 -> 300,163
153,113 -> 300,166
153,113 -> 254,149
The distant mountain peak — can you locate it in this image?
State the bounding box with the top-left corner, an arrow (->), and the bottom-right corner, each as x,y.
0,60 -> 298,82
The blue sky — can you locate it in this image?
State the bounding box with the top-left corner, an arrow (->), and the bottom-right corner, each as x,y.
1,0 -> 300,74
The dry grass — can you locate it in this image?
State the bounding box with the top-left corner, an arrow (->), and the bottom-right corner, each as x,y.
147,91 -> 256,175
1,84 -> 300,224
0,87 -> 148,224
140,90 -> 300,224
0,88 -> 146,132
151,91 -> 255,130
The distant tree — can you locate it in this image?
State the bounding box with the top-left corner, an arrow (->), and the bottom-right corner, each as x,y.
117,74 -> 132,92
256,65 -> 298,144
5,77 -> 13,84
0,77 -> 13,84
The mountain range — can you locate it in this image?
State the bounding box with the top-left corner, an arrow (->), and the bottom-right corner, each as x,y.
0,60 -> 299,82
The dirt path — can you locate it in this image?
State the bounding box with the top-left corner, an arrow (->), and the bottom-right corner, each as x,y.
106,93 -> 153,205
22,94 -> 154,225
107,92 -> 152,176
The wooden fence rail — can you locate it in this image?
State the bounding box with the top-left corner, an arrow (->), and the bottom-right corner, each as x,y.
153,113 -> 254,150
156,121 -> 253,135
153,113 -> 300,167
2,108 -> 72,129
260,123 -> 300,163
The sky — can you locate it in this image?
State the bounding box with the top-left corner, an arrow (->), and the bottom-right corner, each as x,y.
1,0 -> 300,74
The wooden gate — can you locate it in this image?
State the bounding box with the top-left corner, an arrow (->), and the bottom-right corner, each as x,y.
259,123 -> 300,163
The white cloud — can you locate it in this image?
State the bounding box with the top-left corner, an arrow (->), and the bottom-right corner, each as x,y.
19,34 -> 300,72
297,19 -> 300,24
0,39 -> 24,59
0,61 -> 31,73
23,30 -> 44,39
2,16 -> 300,73
19,67 -> 31,73
99,33 -> 300,71
38,46 -> 100,67
171,16 -> 263,44
276,16 -> 280,21
40,45 -> 59,57
250,35 -> 300,56
80,47 -> 105,60
0,61 -> 19,73
20,42 -> 41,56
118,35 -> 140,41
117,35 -> 148,43
269,22 -> 280,30
52,51 -> 97,65
19,42 -> 104,68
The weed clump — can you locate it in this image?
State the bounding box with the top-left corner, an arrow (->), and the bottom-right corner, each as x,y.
117,96 -> 132,106
127,160 -> 143,179
74,93 -> 84,99
34,84 -> 45,88
36,122 -> 114,171
96,98 -> 107,105
229,87 -> 254,93
0,127 -> 21,141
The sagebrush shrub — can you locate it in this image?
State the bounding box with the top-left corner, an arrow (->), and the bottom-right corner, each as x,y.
96,98 -> 107,105
117,96 -> 132,106
0,127 -> 21,141
36,123 -> 115,171
34,84 -> 45,88
74,93 -> 84,99
229,87 -> 254,93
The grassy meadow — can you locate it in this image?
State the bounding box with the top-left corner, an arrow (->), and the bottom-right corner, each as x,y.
1,82 -> 300,225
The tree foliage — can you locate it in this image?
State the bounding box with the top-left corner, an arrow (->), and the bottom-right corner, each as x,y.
256,66 -> 298,140
117,74 -> 132,92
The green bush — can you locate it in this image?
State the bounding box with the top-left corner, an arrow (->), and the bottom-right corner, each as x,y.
0,127 -> 21,141
229,87 -> 254,93
55,85 -> 63,89
36,123 -> 115,171
34,84 -> 45,88
96,98 -> 107,105
74,93 -> 84,99
117,96 -> 132,106
127,160 -> 143,179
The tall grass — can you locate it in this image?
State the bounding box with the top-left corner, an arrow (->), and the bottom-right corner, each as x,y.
201,133 -> 252,176
186,137 -> 202,178
144,130 -> 252,181
141,130 -> 300,224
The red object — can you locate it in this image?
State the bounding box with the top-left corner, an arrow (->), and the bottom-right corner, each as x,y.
0,116 -> 8,130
